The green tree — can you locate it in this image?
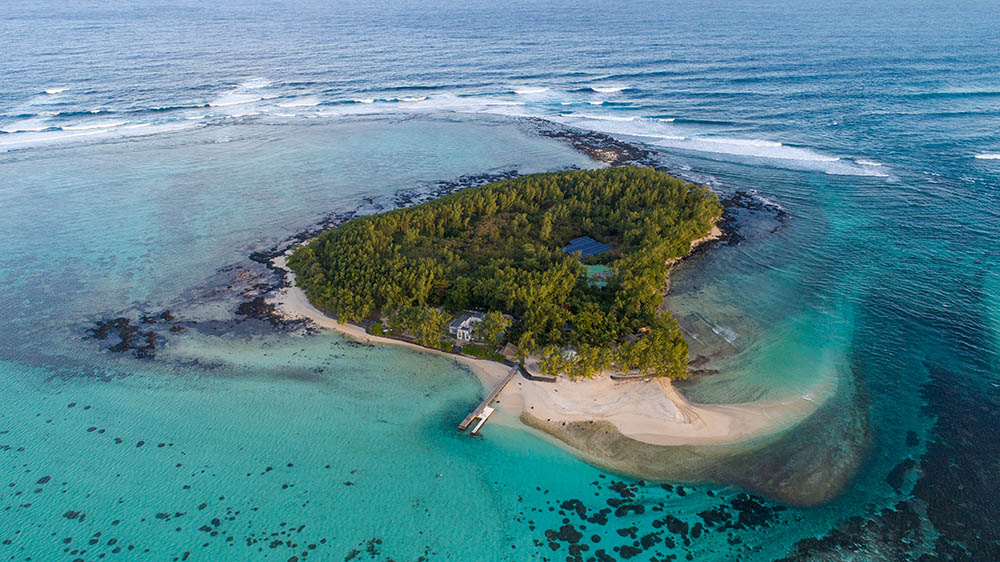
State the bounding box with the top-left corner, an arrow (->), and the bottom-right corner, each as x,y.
539,212 -> 553,241
476,310 -> 511,349
538,345 -> 566,377
413,307 -> 450,348
516,331 -> 537,363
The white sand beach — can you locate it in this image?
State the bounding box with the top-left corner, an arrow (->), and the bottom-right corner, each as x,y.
270,251 -> 822,449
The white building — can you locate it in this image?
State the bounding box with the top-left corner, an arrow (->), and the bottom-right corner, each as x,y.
448,312 -> 483,341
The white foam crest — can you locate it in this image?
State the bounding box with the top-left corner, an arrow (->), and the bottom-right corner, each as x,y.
554,111 -> 884,177
705,137 -> 784,148
566,113 -> 637,122
591,86 -> 627,93
209,94 -> 264,108
657,118 -> 675,123
974,153 -> 1000,160
657,137 -> 887,177
239,78 -> 271,89
311,93 -> 529,119
552,113 -> 685,140
824,166 -> 889,177
62,119 -> 130,131
513,87 -> 548,95
856,159 -> 884,166
0,120 -> 197,152
352,98 -> 375,104
653,136 -> 842,162
44,88 -> 67,95
750,191 -> 785,211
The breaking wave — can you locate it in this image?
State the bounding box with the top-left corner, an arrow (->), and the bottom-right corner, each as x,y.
589,86 -> 628,93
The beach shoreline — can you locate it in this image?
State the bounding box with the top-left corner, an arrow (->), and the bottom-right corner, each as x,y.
268,250 -> 853,507
268,221 -> 821,452
252,132 -> 844,505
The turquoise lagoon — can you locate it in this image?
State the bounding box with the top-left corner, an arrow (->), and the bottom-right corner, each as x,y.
0,113 -> 932,561
2,0 -> 999,559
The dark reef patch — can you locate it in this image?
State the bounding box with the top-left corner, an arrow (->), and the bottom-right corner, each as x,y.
778,362 -> 1000,560
525,476 -> 791,561
87,316 -> 163,359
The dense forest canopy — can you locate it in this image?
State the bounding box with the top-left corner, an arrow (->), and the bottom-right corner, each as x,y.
288,166 -> 721,378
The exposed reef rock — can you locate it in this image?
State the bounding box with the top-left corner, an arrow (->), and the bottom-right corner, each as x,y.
526,118 -> 659,167
87,311 -> 182,359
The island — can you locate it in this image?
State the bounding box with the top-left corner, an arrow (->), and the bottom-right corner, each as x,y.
272,166 -> 833,505
286,166 -> 720,378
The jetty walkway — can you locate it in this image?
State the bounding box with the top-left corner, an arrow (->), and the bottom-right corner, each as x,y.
457,366 -> 519,436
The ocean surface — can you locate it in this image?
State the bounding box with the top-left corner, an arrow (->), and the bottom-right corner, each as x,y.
1,0 -> 998,560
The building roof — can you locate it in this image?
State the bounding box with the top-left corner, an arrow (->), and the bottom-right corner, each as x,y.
449,314 -> 472,331
449,311 -> 485,331
562,236 -> 611,258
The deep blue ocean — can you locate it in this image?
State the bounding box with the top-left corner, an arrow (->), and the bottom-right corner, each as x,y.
1,0 -> 998,560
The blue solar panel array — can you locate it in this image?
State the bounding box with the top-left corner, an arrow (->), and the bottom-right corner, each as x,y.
562,236 -> 611,258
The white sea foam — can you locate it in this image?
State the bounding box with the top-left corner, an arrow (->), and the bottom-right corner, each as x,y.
591,86 -> 627,93
974,153 -> 1000,160
704,137 -> 785,148
44,88 -> 67,95
307,93 -> 531,120
657,118 -> 675,123
551,111 -> 886,176
856,159 -> 884,166
553,113 -> 684,140
209,95 -> 264,108
567,113 -> 637,122
62,120 -> 129,131
654,136 -> 843,163
514,87 -> 549,95
0,118 -> 52,133
352,98 -> 375,104
0,120 -> 197,152
750,190 -> 785,211
239,78 -> 271,89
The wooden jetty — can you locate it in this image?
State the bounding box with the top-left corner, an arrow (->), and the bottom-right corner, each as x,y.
458,366 -> 519,435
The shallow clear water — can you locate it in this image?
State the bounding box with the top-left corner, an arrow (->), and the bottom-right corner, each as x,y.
1,0 -> 998,560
